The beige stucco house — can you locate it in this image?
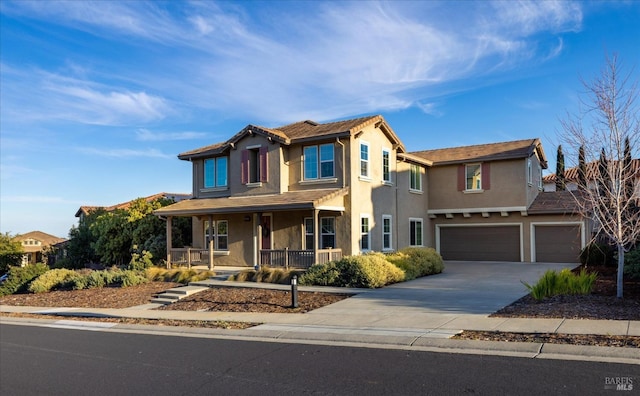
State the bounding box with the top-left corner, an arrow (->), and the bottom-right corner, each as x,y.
156,115 -> 586,268
12,231 -> 66,266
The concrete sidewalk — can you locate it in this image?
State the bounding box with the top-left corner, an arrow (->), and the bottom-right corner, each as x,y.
1,261 -> 639,363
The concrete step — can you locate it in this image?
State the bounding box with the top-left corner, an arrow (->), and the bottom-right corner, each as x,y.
149,298 -> 178,305
162,285 -> 208,296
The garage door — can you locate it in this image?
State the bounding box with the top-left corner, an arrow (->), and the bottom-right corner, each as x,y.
534,225 -> 582,263
439,226 -> 521,261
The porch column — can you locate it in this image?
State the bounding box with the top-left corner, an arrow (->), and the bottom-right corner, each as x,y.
256,212 -> 262,269
313,208 -> 320,265
208,216 -> 214,270
166,216 -> 173,269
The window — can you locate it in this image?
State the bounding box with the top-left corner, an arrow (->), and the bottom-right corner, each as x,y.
382,149 -> 391,183
304,144 -> 334,180
382,215 -> 392,250
466,164 -> 482,190
204,220 -> 229,250
537,163 -> 543,190
527,159 -> 533,185
204,157 -> 228,189
320,217 -> 335,249
304,217 -> 314,249
409,218 -> 423,246
241,146 -> 267,184
360,215 -> 370,251
410,164 -> 422,191
360,142 -> 369,178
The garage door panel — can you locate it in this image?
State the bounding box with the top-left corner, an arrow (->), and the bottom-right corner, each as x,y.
535,225 -> 581,263
440,226 -> 520,261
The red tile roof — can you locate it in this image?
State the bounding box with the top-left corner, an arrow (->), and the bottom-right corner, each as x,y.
543,159 -> 640,183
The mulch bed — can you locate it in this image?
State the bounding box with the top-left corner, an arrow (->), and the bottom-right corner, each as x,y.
453,331 -> 640,348
157,287 -> 352,314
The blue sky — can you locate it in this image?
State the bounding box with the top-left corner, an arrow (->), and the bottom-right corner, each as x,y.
1,1 -> 639,238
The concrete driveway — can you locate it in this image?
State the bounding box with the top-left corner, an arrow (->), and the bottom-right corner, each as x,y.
298,261 -> 576,329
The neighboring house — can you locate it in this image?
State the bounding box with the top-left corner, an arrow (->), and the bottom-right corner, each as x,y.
543,159 -> 640,196
12,231 -> 66,266
156,115 -> 587,268
75,192 -> 192,223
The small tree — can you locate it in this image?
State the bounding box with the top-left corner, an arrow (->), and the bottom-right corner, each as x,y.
555,145 -> 566,191
0,232 -> 24,273
559,53 -> 640,298
578,145 -> 587,190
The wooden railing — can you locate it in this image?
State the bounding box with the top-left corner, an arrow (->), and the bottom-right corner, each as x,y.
259,248 -> 342,269
169,248 -> 209,268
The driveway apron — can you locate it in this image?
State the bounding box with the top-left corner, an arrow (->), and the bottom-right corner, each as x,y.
297,261 -> 575,328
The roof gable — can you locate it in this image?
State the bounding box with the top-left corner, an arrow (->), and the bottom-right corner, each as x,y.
13,231 -> 66,245
178,115 -> 406,160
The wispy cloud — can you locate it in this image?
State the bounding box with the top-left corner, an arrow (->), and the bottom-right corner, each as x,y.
76,147 -> 173,159
135,128 -> 207,141
1,0 -> 584,124
0,195 -> 85,205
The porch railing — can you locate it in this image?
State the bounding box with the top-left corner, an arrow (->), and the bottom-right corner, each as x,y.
260,248 -> 342,269
169,248 -> 209,268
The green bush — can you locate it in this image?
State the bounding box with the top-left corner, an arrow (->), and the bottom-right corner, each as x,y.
580,242 -> 615,267
521,268 -> 597,301
624,247 -> 640,279
300,253 -> 404,288
113,270 -> 148,287
128,249 -> 154,271
387,247 -> 444,280
0,263 -> 49,296
28,269 -> 79,293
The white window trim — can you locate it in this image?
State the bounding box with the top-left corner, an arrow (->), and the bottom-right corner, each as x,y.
465,163 -> 482,191
303,144 -> 335,181
204,220 -> 230,251
303,217 -> 314,250
409,217 -> 424,247
320,216 -> 336,249
382,148 -> 392,185
382,214 -> 393,251
527,158 -> 533,186
360,214 -> 371,252
360,141 -> 370,179
410,164 -> 422,192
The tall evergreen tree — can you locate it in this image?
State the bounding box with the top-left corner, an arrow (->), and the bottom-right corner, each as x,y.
578,145 -> 587,190
555,145 -> 566,191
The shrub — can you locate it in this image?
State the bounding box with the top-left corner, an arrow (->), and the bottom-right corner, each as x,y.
28,269 -> 79,293
521,268 -> 597,301
144,267 -> 215,284
86,270 -> 108,288
113,270 -> 148,287
580,242 -> 615,267
0,263 -> 49,296
624,247 -> 640,280
128,249 -> 154,271
300,253 -> 404,288
386,247 -> 444,280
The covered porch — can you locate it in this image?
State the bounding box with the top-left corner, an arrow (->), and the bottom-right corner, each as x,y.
155,188 -> 349,270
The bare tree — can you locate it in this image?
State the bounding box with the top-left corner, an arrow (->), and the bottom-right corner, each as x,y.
559,53 -> 640,298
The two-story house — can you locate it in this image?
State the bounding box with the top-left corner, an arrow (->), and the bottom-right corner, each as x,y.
12,231 -> 66,266
156,115 -> 587,268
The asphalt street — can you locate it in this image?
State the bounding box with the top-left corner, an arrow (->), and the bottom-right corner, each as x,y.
1,323 -> 637,395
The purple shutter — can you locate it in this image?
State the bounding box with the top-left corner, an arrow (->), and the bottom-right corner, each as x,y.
482,162 -> 490,190
259,146 -> 268,182
457,165 -> 465,191
241,150 -> 249,184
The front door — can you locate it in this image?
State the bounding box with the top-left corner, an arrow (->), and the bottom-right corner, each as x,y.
261,215 -> 272,250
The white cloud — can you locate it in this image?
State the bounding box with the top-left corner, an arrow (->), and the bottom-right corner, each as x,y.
135,128 -> 207,141
0,195 -> 84,204
76,147 -> 173,159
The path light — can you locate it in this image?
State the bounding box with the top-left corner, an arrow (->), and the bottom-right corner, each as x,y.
291,275 -> 298,308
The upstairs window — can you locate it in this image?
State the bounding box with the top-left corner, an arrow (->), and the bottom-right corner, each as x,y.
410,164 -> 422,191
360,142 -> 369,178
204,157 -> 228,188
527,159 -> 533,185
458,163 -> 490,191
382,149 -> 391,183
241,146 -> 268,184
304,144 -> 334,180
